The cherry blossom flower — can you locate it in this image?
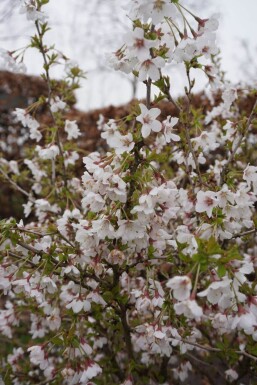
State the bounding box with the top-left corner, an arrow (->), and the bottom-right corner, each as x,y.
107,50 -> 136,74
129,0 -> 178,24
199,14 -> 220,33
80,361 -> 102,383
7,347 -> 24,369
136,103 -> 162,138
64,120 -> 81,140
192,130 -> 219,152
0,48 -> 26,73
137,56 -> 165,81
82,192 -> 105,213
166,276 -> 192,301
217,184 -> 235,208
112,133 -> 135,155
225,369 -> 239,383
195,190 -> 219,218
175,226 -> 198,256
28,345 -> 48,370
37,144 -> 60,160
47,308 -> 61,331
66,297 -> 91,313
231,311 -> 257,335
64,150 -> 80,166
243,164 -> 257,193
163,116 -> 180,143
20,1 -> 47,22
8,161 -> 20,175
174,299 -> 203,320
92,217 -> 116,239
50,96 -> 66,112
197,278 -> 232,305
125,27 -> 154,61
116,219 -> 145,242
173,361 -> 192,382
13,108 -> 42,142
63,265 -> 80,276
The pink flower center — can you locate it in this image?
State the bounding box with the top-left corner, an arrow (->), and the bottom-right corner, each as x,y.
204,196 -> 214,206
135,38 -> 145,49
143,115 -> 151,124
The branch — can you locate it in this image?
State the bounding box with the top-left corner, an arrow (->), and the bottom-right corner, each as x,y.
158,71 -> 203,185
10,243 -> 94,292
0,167 -> 33,200
159,70 -> 181,114
232,228 -> 257,239
146,78 -> 152,109
35,21 -> 67,188
184,122 -> 203,186
175,338 -> 257,362
17,241 -> 44,256
119,301 -> 134,361
7,251 -> 37,268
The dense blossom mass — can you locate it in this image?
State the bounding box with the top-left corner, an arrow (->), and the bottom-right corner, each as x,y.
0,0 -> 257,384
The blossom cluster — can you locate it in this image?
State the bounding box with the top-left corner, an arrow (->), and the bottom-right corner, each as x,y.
109,0 -> 219,87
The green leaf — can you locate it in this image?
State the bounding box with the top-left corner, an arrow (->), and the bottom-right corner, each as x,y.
102,291 -> 113,302
248,345 -> 257,356
51,336 -> 64,346
217,264 -> 227,278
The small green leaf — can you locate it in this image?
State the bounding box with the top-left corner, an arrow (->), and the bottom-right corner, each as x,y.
217,264 -> 227,278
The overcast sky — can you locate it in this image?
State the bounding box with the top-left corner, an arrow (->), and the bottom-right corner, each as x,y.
0,0 -> 256,110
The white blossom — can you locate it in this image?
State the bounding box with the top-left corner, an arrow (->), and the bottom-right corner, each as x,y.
166,276 -> 192,301
64,120 -> 81,140
136,103 -> 162,138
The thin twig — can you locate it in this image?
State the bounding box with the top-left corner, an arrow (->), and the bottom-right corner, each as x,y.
146,78 -> 152,109
17,241 -> 44,256
0,167 -> 33,200
10,244 -> 94,292
7,251 -> 37,268
184,122 -> 203,185
175,338 -> 257,362
159,70 -> 181,114
232,228 -> 257,239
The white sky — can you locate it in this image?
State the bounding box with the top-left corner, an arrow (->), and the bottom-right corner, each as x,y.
0,0 -> 256,110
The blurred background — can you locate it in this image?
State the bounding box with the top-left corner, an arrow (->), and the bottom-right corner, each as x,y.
0,0 -> 256,111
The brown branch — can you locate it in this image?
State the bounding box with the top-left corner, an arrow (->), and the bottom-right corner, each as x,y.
146,78 -> 152,109
232,228 -> 257,239
7,251 -> 37,268
17,240 -> 44,256
0,167 -> 33,200
119,301 -> 134,361
175,338 -> 257,362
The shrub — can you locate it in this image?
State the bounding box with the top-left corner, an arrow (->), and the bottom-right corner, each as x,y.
0,1 -> 257,384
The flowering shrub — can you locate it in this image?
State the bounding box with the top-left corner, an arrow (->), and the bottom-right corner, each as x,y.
0,1 -> 257,384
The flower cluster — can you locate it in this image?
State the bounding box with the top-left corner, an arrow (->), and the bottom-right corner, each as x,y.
109,0 -> 219,86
